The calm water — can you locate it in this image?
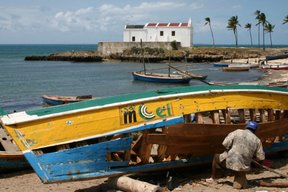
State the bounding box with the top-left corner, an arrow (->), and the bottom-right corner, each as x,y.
0,44 -> 264,113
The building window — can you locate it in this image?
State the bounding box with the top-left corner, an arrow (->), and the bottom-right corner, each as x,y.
171,31 -> 175,36
160,31 -> 164,36
132,36 -> 135,42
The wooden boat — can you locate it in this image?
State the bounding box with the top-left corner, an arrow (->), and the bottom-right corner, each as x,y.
261,64 -> 288,70
132,71 -> 193,84
210,81 -> 288,88
222,66 -> 250,72
213,63 -> 229,67
266,53 -> 288,61
1,85 -> 288,183
42,95 -> 93,106
0,125 -> 30,172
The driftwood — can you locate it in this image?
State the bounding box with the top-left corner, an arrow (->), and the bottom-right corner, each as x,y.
252,160 -> 288,178
259,181 -> 288,187
108,176 -> 163,192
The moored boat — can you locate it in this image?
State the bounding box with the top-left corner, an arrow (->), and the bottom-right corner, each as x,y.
222,66 -> 250,72
42,95 -> 93,106
261,64 -> 288,70
132,71 -> 193,84
1,85 -> 288,183
213,63 -> 229,67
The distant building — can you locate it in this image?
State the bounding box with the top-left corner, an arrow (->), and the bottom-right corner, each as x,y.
123,19 -> 193,47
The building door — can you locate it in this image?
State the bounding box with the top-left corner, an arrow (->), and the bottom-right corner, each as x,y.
132,36 -> 136,42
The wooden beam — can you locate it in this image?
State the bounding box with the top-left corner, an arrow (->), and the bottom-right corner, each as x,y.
238,109 -> 245,123
183,114 -> 191,123
195,113 -> 204,124
211,110 -> 220,124
221,109 -> 231,124
138,130 -> 152,164
259,109 -> 266,122
275,110 -> 281,120
249,109 -> 256,121
267,109 -> 274,121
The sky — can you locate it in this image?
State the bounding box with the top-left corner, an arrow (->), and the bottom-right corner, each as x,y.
0,0 -> 288,45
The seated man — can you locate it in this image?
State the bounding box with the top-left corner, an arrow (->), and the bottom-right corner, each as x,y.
207,121 -> 265,189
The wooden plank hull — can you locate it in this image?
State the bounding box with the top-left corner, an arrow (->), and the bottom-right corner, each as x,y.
2,85 -> 288,151
42,95 -> 93,106
132,71 -> 192,83
1,85 -> 288,182
261,64 -> 288,70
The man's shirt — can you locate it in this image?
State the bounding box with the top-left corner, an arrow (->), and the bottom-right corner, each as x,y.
219,129 -> 265,171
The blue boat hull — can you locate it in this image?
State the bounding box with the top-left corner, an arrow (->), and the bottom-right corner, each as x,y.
132,73 -> 192,84
213,63 -> 229,67
24,135 -> 288,183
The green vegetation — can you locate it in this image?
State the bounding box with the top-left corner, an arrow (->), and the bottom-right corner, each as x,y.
204,17 -> 215,46
264,23 -> 275,48
227,16 -> 241,47
244,23 -> 253,47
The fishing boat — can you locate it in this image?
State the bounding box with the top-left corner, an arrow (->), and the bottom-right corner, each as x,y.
0,125 -> 30,172
210,81 -> 288,88
132,71 -> 193,84
261,64 -> 288,70
222,66 -> 250,72
131,40 -> 202,84
1,85 -> 288,183
42,95 -> 93,106
213,63 -> 229,67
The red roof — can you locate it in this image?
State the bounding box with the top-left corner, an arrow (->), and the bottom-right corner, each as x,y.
145,22 -> 190,28
180,23 -> 189,27
169,23 -> 180,27
147,23 -> 157,27
158,23 -> 169,27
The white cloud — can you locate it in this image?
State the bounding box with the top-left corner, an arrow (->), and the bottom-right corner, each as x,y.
51,2 -> 187,32
189,2 -> 205,10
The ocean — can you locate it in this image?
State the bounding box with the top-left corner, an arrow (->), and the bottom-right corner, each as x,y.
0,44 -> 264,113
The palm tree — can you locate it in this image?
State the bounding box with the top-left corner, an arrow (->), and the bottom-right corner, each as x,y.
227,16 -> 241,47
244,23 -> 253,46
204,17 -> 215,46
283,15 -> 288,24
254,10 -> 261,48
258,12 -> 267,50
264,23 -> 275,48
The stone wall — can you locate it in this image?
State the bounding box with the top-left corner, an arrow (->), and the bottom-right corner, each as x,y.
97,42 -> 181,56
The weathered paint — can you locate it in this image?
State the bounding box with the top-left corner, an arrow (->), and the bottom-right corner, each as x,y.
1,85 -> 288,151
24,137 -> 288,183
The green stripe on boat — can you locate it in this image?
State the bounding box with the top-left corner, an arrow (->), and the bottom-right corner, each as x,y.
27,85 -> 288,117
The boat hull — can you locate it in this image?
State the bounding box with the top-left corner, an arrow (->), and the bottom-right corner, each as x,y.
1,85 -> 288,182
261,64 -> 288,70
132,71 -> 192,83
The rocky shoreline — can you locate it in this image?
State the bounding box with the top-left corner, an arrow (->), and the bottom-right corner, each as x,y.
24,46 -> 288,63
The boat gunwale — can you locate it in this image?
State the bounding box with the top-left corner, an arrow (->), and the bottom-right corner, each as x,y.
2,85 -> 288,125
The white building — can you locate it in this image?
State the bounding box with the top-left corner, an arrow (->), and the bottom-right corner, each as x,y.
123,19 -> 193,47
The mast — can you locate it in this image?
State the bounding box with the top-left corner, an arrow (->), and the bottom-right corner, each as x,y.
140,39 -> 146,74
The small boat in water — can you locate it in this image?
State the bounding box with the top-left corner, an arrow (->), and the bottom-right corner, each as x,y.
1,85 -> 288,183
261,64 -> 288,70
213,63 -> 229,67
132,71 -> 193,84
222,66 -> 250,72
42,95 -> 93,106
